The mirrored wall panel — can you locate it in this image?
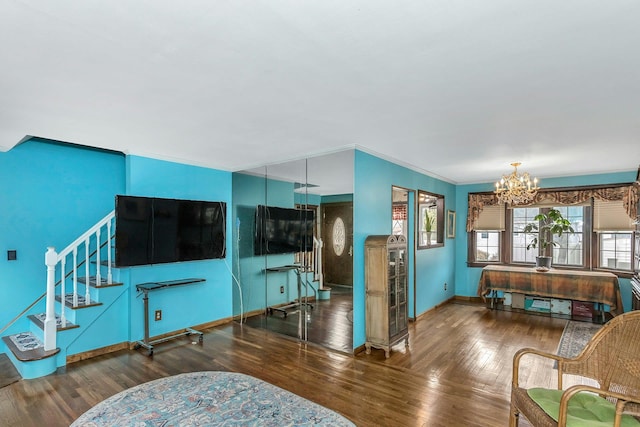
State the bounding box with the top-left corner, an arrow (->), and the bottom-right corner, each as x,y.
231,150 -> 355,353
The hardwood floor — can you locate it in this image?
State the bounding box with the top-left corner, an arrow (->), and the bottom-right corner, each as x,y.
244,284 -> 353,353
0,353 -> 20,389
1,302 -> 577,426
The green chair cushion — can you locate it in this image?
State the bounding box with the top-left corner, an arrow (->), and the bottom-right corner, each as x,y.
527,388 -> 640,427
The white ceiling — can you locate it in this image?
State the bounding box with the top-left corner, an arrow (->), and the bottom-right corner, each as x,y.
240,149 -> 355,196
1,1 -> 639,184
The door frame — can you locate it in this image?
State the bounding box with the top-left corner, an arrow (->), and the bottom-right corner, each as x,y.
391,186 -> 416,321
320,201 -> 354,287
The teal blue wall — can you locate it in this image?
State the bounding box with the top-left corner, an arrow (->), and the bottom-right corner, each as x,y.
231,172 -> 302,319
454,170 -> 638,311
322,194 -> 353,204
354,150 -> 456,348
59,276 -> 130,366
124,155 -> 233,341
0,139 -> 125,340
294,192 -> 321,206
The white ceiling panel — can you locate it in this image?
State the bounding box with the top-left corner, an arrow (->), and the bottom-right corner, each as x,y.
1,0 -> 638,183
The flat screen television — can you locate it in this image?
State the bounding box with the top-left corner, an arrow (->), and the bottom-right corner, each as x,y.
115,195 -> 226,267
254,205 -> 314,255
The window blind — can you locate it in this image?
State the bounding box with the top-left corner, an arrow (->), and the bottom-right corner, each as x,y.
593,199 -> 635,231
473,204 -> 505,231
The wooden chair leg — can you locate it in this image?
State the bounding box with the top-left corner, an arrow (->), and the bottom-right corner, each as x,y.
509,405 -> 519,427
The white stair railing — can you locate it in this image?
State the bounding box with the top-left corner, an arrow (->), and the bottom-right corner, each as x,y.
43,210 -> 115,350
313,237 -> 324,289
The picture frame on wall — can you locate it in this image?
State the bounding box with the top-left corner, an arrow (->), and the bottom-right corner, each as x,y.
446,210 -> 456,238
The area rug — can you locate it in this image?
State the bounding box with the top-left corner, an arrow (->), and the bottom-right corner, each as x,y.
556,321 -> 602,359
71,371 -> 355,426
8,332 -> 42,352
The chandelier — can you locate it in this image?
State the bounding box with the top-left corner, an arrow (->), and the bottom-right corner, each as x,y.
495,162 -> 539,205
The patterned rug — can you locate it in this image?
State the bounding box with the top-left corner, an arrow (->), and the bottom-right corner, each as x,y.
556,321 -> 602,359
33,313 -> 64,327
71,371 -> 355,426
8,332 -> 43,352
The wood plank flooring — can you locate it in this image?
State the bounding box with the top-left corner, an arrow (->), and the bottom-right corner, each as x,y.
244,284 -> 353,353
0,353 -> 20,389
0,302 -> 580,426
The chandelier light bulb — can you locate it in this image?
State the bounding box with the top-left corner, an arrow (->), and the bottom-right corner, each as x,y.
494,162 -> 540,205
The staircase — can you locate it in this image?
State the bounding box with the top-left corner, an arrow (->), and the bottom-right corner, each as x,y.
0,211 -> 127,380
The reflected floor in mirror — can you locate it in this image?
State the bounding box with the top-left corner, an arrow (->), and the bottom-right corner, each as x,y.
242,285 -> 353,354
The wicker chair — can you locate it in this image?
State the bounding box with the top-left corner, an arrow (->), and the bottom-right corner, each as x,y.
510,310 -> 640,427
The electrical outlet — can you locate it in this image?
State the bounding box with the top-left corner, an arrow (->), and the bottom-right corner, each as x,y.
444,282 -> 447,291
280,285 -> 285,294
155,310 -> 162,321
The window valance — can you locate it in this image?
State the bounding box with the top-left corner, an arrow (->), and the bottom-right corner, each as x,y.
467,183 -> 639,232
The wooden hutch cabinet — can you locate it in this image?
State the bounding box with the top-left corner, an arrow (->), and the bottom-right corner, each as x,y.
364,234 -> 409,358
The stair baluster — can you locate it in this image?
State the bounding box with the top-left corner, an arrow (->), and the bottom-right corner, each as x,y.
313,237 -> 324,289
72,247 -> 78,307
84,237 -> 91,304
95,228 -> 101,288
44,247 -> 57,351
59,256 -> 67,327
107,220 -> 113,284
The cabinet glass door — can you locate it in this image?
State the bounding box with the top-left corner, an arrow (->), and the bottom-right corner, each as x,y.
388,250 -> 398,307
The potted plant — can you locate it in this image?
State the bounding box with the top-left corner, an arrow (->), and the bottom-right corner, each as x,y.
424,210 -> 436,246
523,208 -> 574,271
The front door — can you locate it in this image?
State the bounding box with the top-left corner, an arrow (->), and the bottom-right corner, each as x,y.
321,202 -> 353,286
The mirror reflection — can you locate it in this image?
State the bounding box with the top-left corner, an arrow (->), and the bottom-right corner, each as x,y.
232,150 -> 354,353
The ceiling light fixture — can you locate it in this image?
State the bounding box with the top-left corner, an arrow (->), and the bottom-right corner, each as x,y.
495,162 -> 539,205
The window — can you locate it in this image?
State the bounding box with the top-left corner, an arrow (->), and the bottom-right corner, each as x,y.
600,233 -> 633,270
593,199 -> 636,272
392,218 -> 405,236
417,190 -> 444,248
511,206 -> 585,266
512,207 -> 539,263
392,189 -> 408,237
467,184 -> 639,275
551,206 -> 584,267
467,200 -> 505,264
475,231 -> 500,261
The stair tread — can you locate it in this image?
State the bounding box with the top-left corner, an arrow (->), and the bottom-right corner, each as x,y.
77,276 -> 123,288
27,314 -> 78,331
2,333 -> 59,362
55,294 -> 103,309
95,260 -> 118,267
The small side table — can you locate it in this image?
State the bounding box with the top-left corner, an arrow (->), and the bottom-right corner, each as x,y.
134,278 -> 205,357
265,265 -> 314,317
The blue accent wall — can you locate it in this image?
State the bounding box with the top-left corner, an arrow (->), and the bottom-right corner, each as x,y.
231,172 -> 302,319
322,194 -> 353,204
294,192 -> 321,206
0,139 -> 125,337
454,170 -> 638,311
124,156 -> 233,341
353,150 -> 456,348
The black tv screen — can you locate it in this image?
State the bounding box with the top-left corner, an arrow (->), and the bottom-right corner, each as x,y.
254,205 -> 314,255
115,195 -> 226,267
